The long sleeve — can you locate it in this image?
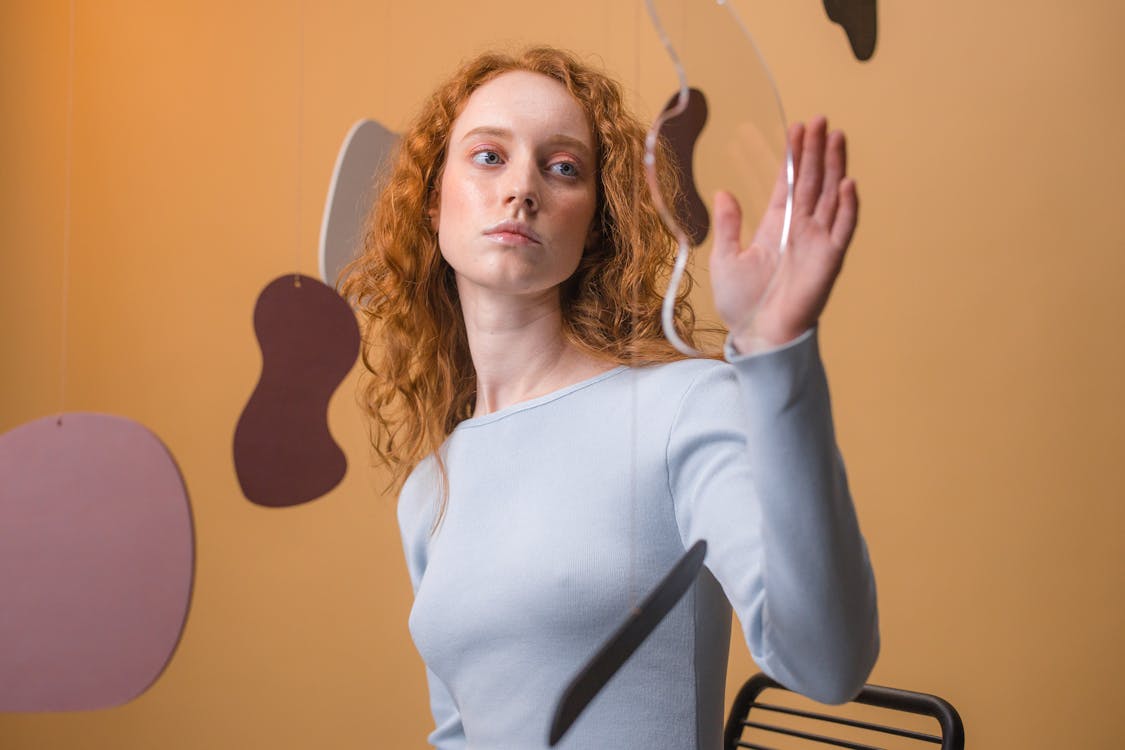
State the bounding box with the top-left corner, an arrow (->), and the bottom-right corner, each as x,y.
398,475 -> 468,749
666,327 -> 879,704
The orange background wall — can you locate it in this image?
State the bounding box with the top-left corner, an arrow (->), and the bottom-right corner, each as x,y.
2,2 -> 1123,747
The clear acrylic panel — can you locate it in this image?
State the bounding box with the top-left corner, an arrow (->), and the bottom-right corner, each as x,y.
642,0 -> 793,354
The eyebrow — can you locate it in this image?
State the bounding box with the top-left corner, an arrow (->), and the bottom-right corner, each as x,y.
459,126 -> 594,160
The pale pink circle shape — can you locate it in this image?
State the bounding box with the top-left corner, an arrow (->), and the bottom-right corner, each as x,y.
0,413 -> 194,712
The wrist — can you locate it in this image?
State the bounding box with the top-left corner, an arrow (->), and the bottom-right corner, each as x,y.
728,325 -> 816,359
731,329 -> 799,357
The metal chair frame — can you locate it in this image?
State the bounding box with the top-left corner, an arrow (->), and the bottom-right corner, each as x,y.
724,673 -> 965,750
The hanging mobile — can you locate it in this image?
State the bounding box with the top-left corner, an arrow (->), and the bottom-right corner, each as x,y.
319,118 -> 399,289
646,0 -> 794,357
232,1 -> 360,507
0,0 -> 193,711
822,0 -> 878,61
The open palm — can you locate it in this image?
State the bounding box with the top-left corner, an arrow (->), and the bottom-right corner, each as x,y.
710,117 -> 858,354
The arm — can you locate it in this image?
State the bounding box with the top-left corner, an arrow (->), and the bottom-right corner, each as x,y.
680,114 -> 876,701
398,478 -> 467,748
666,329 -> 878,703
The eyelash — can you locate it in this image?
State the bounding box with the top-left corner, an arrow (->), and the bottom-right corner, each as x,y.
470,148 -> 581,179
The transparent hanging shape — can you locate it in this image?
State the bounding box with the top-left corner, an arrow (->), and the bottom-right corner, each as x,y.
643,0 -> 793,355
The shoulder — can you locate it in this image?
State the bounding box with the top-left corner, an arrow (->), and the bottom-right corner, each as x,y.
632,356 -> 731,387
397,454 -> 440,542
620,358 -> 744,437
395,455 -> 444,585
632,357 -> 739,405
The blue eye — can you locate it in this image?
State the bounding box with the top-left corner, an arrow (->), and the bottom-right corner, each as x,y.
551,161 -> 579,177
472,150 -> 502,165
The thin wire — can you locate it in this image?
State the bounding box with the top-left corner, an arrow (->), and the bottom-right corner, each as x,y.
627,0 -> 643,613
633,0 -> 641,105
58,0 -> 76,425
382,2 -> 389,119
293,0 -> 305,286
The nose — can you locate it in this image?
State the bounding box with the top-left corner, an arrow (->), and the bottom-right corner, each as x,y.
504,159 -> 539,214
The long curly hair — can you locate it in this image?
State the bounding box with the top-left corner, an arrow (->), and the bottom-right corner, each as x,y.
340,46 -> 718,518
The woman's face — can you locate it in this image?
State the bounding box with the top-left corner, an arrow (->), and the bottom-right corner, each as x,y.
432,70 -> 598,300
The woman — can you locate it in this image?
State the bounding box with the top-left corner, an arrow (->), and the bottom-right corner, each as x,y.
342,46 -> 878,749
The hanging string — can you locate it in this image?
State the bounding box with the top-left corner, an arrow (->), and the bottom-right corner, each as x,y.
382,2 -> 390,119
293,0 -> 306,287
627,0 -> 644,613
57,0 -> 76,426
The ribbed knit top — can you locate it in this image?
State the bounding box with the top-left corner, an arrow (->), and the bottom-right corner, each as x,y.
398,329 -> 879,749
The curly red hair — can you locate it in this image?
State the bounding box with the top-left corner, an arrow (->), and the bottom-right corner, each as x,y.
340,46 -> 718,513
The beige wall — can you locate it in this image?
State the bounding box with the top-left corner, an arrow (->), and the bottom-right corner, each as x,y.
2,1 -> 1123,747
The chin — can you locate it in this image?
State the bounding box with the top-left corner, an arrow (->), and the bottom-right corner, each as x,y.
456,269 -> 569,300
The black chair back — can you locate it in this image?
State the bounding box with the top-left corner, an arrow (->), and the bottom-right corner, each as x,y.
724,673 -> 964,750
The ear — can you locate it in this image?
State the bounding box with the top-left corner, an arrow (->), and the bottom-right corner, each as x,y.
585,221 -> 600,251
426,190 -> 440,234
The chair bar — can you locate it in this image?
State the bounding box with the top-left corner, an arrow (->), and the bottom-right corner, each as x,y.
734,743 -> 781,750
750,701 -> 942,743
725,674 -> 964,750
745,720 -> 887,750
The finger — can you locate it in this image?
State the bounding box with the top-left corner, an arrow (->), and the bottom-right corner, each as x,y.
765,145 -> 790,214
787,121 -> 805,188
829,177 -> 859,252
711,190 -> 743,259
794,116 -> 827,215
814,130 -> 846,228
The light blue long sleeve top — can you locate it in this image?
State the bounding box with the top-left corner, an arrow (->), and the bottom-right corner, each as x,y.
397,328 -> 879,749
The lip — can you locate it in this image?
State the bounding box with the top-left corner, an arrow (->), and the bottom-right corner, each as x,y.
483,220 -> 542,245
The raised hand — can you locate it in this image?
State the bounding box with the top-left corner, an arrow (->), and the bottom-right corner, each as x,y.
709,116 -> 858,354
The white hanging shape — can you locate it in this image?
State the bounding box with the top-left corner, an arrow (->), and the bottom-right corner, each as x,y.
319,119 -> 399,289
643,0 -> 794,356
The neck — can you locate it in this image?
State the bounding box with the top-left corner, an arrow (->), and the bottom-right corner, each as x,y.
457,282 -> 611,417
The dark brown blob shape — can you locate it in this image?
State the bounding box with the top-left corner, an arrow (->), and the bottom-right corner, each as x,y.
233,274 -> 359,507
823,0 -> 878,61
659,87 -> 710,247
549,540 -> 707,745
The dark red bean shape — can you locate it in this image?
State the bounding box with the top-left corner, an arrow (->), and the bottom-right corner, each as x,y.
234,274 -> 359,507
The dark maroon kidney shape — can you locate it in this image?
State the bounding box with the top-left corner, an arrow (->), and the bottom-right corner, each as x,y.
659,87 -> 710,248
233,274 -> 360,507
